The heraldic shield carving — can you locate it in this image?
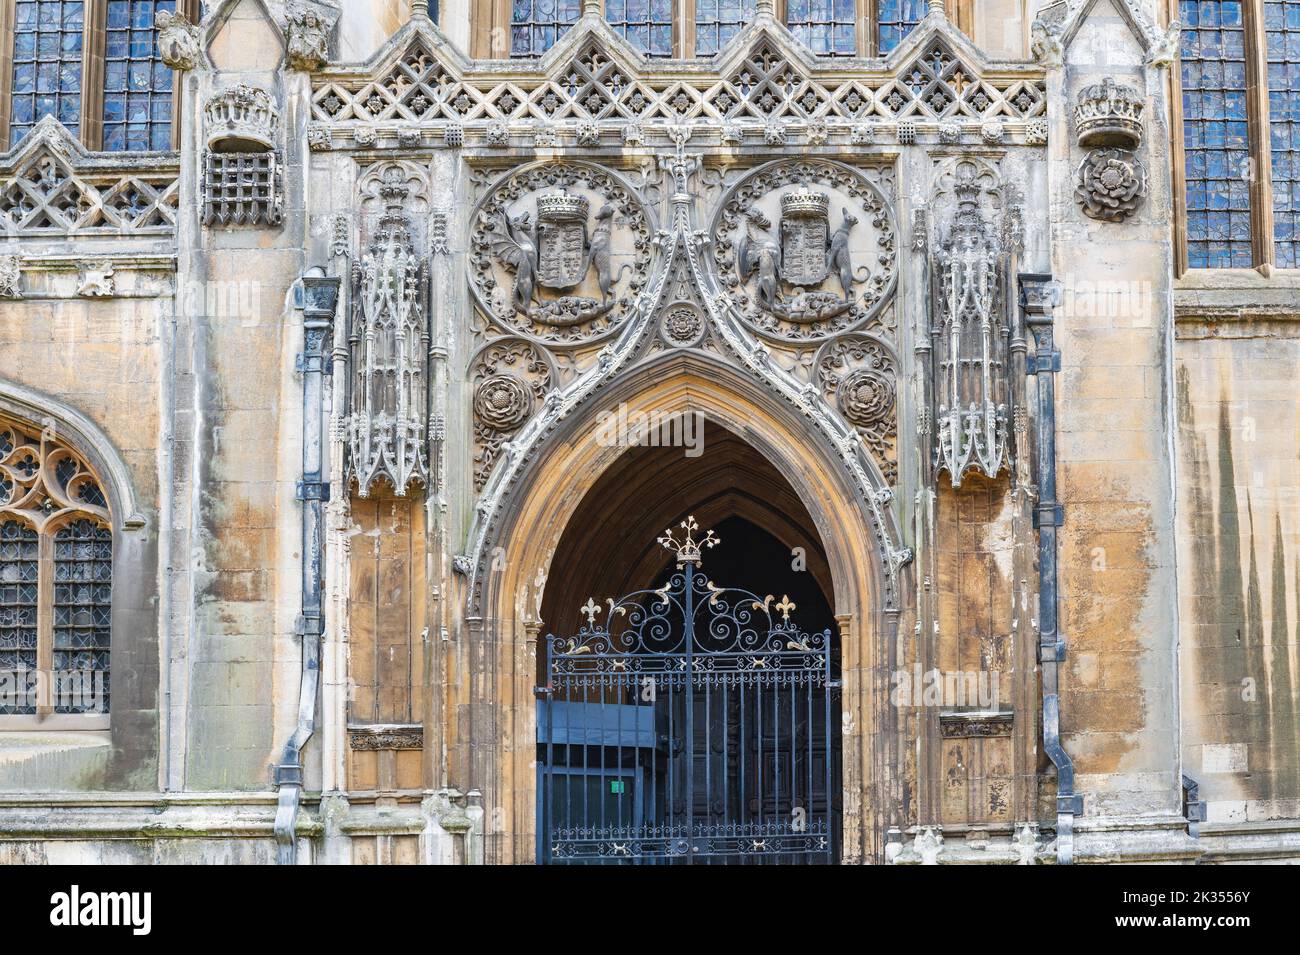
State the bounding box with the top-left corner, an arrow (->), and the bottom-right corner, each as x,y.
470,162 -> 654,345
713,160 -> 898,343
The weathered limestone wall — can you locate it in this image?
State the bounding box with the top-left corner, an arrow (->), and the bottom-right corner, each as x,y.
1174,312 -> 1300,860
1047,0 -> 1190,857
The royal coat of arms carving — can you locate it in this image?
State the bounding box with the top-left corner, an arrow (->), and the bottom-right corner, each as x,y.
470,163 -> 653,345
715,160 -> 897,343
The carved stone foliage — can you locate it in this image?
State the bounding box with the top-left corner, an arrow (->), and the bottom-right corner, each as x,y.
1073,77 -> 1147,223
0,124 -> 179,237
815,334 -> 898,484
286,3 -> 335,72
470,163 -> 652,346
346,164 -> 430,498
713,160 -> 897,343
311,36 -> 1046,130
929,158 -> 1010,487
155,9 -> 200,72
471,338 -> 555,492
0,255 -> 21,299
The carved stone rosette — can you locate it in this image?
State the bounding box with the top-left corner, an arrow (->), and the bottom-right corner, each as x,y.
1073,77 -> 1147,223
469,163 -> 653,346
471,338 -> 556,491
712,159 -> 897,343
929,159 -> 1011,487
346,165 -> 430,497
815,333 -> 898,483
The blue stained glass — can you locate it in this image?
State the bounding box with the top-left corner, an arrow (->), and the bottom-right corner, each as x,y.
696,0 -> 754,55
1180,0 -> 1254,267
788,0 -> 862,55
102,1 -> 176,151
8,1 -> 83,144
1265,0 -> 1300,265
607,0 -> 674,56
510,0 -> 580,56
878,0 -> 926,55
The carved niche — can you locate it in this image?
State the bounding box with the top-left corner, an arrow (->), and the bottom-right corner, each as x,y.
470,338 -> 556,492
928,158 -> 1011,487
470,163 -> 653,346
1073,77 -> 1147,223
712,160 -> 897,343
346,162 -> 430,497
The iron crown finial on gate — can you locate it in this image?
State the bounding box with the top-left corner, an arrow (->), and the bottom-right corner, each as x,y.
657,516 -> 719,567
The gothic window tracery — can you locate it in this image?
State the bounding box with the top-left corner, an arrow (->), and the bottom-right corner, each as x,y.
786,0 -> 857,55
695,0 -> 754,55
607,0 -> 674,56
877,0 -> 926,54
8,0 -> 86,144
1266,0 -> 1299,267
510,0 -> 583,57
0,414 -> 112,720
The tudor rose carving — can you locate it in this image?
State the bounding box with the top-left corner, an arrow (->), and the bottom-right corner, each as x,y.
1073,77 -> 1147,223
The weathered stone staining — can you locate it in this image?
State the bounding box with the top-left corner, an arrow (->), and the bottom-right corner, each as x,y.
0,0 -> 1294,870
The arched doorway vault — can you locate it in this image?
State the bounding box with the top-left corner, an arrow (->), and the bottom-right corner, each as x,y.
463,352 -> 908,864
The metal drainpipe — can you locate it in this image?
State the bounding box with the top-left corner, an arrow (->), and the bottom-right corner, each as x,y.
274,272 -> 341,865
1018,273 -> 1083,865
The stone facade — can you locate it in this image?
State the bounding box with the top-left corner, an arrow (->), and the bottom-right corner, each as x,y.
0,0 -> 1296,865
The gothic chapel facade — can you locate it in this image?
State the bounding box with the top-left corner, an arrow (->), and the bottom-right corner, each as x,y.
0,0 -> 1297,864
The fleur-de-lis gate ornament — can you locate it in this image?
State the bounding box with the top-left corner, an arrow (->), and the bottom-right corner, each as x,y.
537,518 -> 839,864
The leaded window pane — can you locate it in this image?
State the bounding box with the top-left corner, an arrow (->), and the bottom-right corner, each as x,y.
695,0 -> 754,56
510,0 -> 582,57
607,0 -> 674,56
1265,0 -> 1300,267
102,0 -> 176,151
787,0 -> 858,56
0,520 -> 39,715
52,519 -> 111,714
878,0 -> 926,55
9,1 -> 85,144
1180,0 -> 1254,268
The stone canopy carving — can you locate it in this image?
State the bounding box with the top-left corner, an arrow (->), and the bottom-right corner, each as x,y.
713,160 -> 897,343
929,159 -> 1011,487
470,163 -> 652,345
346,165 -> 430,497
1073,77 -> 1147,223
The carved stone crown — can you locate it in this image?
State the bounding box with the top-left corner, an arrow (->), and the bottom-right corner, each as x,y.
1074,77 -> 1144,149
536,190 -> 590,222
205,84 -> 279,150
781,190 -> 830,218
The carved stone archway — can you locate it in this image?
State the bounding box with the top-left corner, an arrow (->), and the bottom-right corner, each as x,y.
464,351 -> 908,865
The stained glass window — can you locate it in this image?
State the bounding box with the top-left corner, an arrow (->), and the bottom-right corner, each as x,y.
510,0 -> 582,57
878,0 -> 926,54
1265,0 -> 1300,268
0,417 -> 112,721
52,519 -> 112,714
102,1 -> 176,151
607,0 -> 673,56
695,0 -> 754,55
787,0 -> 857,55
1180,0 -> 1253,268
0,521 -> 39,716
9,1 -> 85,145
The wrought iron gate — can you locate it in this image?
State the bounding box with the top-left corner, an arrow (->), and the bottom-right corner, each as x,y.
537,518 -> 838,864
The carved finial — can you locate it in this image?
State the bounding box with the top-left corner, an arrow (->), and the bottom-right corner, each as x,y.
657,516 -> 720,567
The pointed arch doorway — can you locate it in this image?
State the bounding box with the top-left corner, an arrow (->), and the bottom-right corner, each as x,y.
536,422 -> 842,864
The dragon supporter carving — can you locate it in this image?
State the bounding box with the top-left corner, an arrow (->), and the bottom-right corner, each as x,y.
713,160 -> 897,343
470,162 -> 653,345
